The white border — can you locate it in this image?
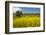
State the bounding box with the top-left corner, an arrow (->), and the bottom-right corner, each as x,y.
9,3 -> 43,32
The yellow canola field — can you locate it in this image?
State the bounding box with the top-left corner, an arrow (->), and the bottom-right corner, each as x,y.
13,16 -> 40,28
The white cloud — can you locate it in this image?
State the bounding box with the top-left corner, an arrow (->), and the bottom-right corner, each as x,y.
13,7 -> 22,13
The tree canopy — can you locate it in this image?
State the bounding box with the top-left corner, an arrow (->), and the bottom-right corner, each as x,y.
15,10 -> 22,17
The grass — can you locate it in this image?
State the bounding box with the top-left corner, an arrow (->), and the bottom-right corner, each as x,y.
13,15 -> 40,28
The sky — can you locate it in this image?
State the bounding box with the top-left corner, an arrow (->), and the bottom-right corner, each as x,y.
13,7 -> 40,13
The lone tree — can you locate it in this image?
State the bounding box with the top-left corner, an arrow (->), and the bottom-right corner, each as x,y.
16,10 -> 22,17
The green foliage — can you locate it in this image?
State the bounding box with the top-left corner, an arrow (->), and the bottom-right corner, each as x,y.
15,10 -> 22,17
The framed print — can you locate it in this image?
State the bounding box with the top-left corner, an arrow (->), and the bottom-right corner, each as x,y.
5,1 -> 45,34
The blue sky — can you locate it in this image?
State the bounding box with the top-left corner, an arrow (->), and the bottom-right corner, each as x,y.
19,7 -> 40,13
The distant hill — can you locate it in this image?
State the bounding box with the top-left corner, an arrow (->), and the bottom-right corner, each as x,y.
13,13 -> 40,16
22,13 -> 40,15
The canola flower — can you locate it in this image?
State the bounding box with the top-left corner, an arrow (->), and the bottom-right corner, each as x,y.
13,16 -> 40,28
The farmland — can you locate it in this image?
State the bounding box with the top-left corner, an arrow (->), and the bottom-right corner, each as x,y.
13,13 -> 40,28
